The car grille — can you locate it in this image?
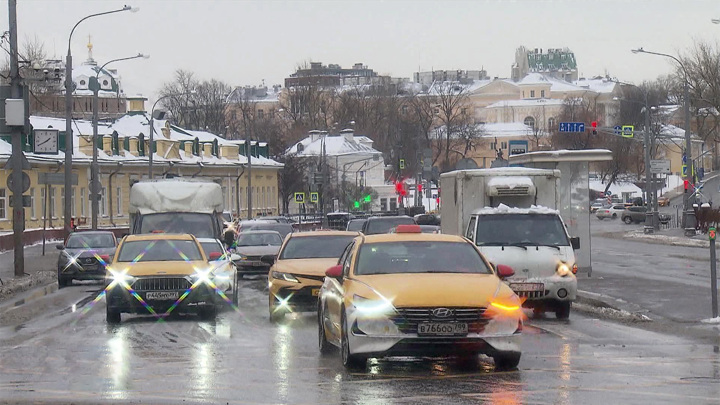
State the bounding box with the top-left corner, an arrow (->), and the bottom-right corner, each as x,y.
515,290 -> 549,299
245,255 -> 263,261
389,307 -> 490,334
80,257 -> 98,265
132,277 -> 191,291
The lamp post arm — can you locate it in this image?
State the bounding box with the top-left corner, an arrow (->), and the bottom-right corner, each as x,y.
67,6 -> 133,55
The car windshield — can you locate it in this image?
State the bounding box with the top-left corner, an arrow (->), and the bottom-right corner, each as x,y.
347,220 -> 366,231
474,214 -> 569,247
66,233 -> 115,248
200,241 -> 226,261
139,213 -> 215,238
236,233 -> 283,247
221,213 -> 232,222
355,241 -> 491,275
365,217 -> 416,235
116,239 -> 203,262
279,235 -> 356,259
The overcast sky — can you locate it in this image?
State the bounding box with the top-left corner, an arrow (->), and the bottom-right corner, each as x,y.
3,0 -> 720,102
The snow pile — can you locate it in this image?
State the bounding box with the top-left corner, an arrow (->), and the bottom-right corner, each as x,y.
487,176 -> 534,189
624,230 -> 709,248
573,302 -> 652,322
472,203 -> 559,215
700,317 -> 720,324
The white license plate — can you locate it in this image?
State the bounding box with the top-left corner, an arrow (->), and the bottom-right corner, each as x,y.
418,322 -> 468,336
146,291 -> 179,300
510,282 -> 544,292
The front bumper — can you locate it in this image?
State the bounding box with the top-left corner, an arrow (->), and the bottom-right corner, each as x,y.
347,309 -> 521,358
234,261 -> 271,275
269,278 -> 322,312
106,283 -> 216,315
509,274 -> 577,304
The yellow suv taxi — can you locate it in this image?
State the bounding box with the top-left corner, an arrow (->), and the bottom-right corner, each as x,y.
317,225 -> 523,370
105,233 -> 222,323
268,230 -> 359,322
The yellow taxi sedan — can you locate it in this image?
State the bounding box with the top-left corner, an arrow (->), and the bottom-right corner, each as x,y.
105,234 -> 222,323
317,225 -> 523,370
268,230 -> 359,322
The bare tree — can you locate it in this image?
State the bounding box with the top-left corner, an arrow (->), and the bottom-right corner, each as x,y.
158,70 -> 231,134
432,81 -> 472,171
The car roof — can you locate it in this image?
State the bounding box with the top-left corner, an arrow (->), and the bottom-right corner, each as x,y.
290,230 -> 360,237
69,231 -> 115,236
196,238 -> 223,243
238,230 -> 283,236
367,215 -> 413,220
123,233 -> 196,242
361,232 -> 465,244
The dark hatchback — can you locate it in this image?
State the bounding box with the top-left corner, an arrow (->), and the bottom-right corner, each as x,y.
57,231 -> 117,287
361,215 -> 417,235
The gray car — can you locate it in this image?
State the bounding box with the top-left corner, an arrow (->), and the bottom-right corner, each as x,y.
232,230 -> 284,275
56,231 -> 117,288
622,206 -> 671,224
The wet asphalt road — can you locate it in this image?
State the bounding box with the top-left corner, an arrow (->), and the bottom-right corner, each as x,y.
1,276 -> 720,405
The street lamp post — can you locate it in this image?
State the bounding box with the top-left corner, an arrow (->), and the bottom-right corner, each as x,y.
632,47 -> 695,236
64,5 -> 137,236
149,91 -> 194,179
90,53 -> 148,230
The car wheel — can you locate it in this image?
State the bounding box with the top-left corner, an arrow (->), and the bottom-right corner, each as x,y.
341,309 -> 366,370
58,275 -> 70,288
106,306 -> 121,324
555,301 -> 571,319
612,213 -> 617,219
318,304 -> 333,355
623,216 -> 633,224
492,351 -> 521,370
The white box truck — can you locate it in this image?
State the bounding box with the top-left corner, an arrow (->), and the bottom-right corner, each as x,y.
441,168 -> 579,319
129,179 -> 224,239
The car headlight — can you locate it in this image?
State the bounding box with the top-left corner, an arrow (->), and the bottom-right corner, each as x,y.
190,268 -> 215,285
557,262 -> 573,277
271,271 -> 299,283
107,268 -> 135,287
61,251 -> 78,266
352,294 -> 395,316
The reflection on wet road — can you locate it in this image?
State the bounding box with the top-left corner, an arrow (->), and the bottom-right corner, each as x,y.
1,279 -> 719,404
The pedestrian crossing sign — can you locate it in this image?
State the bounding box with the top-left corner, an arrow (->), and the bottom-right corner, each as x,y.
294,192 -> 305,203
310,192 -> 319,203
621,125 -> 634,138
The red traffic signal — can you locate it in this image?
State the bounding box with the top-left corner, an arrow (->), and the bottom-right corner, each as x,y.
417,184 -> 423,194
684,179 -> 689,192
591,121 -> 598,135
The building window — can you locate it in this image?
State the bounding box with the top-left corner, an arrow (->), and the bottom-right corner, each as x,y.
49,187 -> 56,218
116,186 -> 122,215
0,188 -> 6,219
41,187 -> 47,219
380,198 -> 387,211
80,188 -> 86,217
101,187 -> 107,216
29,188 -> 35,219
501,142 -> 508,149
231,186 -> 236,213
548,117 -> 556,130
71,187 -> 76,218
490,142 -> 496,150
541,90 -> 545,98
530,90 -> 535,98
222,186 -> 228,210
401,105 -> 408,114
257,109 -> 264,119
61,188 -> 64,219
524,116 -> 536,129
389,197 -> 397,211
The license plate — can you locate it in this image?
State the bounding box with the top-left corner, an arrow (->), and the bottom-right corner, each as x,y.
418,322 -> 468,336
250,261 -> 266,267
311,288 -> 320,297
146,291 -> 179,300
510,282 -> 544,292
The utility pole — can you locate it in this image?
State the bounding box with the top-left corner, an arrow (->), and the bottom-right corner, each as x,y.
643,91 -> 653,234
245,115 -> 253,220
8,0 -> 24,277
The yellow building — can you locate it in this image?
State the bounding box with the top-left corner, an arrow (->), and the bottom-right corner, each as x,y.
0,103 -> 282,232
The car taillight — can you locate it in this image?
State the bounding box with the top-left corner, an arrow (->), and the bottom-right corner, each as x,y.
100,255 -> 110,263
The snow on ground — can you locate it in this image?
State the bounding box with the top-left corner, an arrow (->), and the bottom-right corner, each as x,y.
623,230 -> 709,248
700,317 -> 720,324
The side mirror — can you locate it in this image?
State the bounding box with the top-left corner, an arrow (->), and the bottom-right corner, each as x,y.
261,255 -> 276,266
209,252 -> 223,261
230,254 -> 242,262
570,237 -> 580,250
496,264 -> 515,279
56,244 -> 64,250
325,264 -> 343,278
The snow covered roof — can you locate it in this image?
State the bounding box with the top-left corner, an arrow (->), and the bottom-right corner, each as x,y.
480,122 -> 533,138
487,176 -> 534,189
574,77 -> 617,94
486,98 -> 565,108
426,79 -> 492,96
518,73 -> 590,93
285,132 -> 380,157
472,203 -> 559,215
226,85 -> 282,104
589,180 -> 641,197
518,73 -> 550,86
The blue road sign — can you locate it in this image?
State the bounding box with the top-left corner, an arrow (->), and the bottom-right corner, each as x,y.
682,164 -> 688,177
558,122 -> 586,133
614,125 -> 621,135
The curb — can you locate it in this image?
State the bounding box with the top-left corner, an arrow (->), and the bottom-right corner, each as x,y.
0,271 -> 57,310
574,290 -> 652,323
622,230 -> 710,248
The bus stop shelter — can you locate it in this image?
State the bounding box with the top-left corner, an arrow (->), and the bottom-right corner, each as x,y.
509,149 -> 613,276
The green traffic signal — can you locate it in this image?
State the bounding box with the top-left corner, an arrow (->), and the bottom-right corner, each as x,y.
353,201 -> 360,208
363,195 -> 371,203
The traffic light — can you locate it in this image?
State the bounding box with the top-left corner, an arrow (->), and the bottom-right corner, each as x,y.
353,200 -> 360,208
417,184 -> 423,194
363,194 -> 371,203
684,179 -> 689,193
591,121 -> 598,135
